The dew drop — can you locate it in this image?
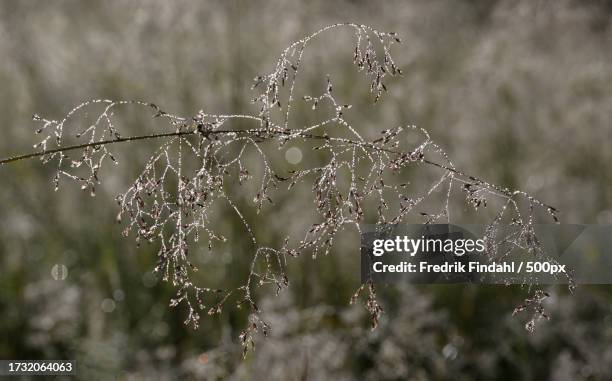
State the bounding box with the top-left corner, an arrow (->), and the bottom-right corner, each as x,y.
51,263 -> 68,281
285,147 -> 302,165
101,298 -> 116,313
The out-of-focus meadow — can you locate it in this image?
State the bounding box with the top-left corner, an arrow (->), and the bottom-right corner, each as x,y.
1,1 -> 611,379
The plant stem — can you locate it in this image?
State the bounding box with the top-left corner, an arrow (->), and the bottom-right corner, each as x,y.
0,127 -> 556,211
0,131 -> 194,165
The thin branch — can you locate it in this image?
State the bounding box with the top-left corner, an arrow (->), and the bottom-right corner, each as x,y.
0,131 -> 193,165
0,127 -> 557,212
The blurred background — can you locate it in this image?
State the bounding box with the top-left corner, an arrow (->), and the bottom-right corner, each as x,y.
1,0 -> 611,379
